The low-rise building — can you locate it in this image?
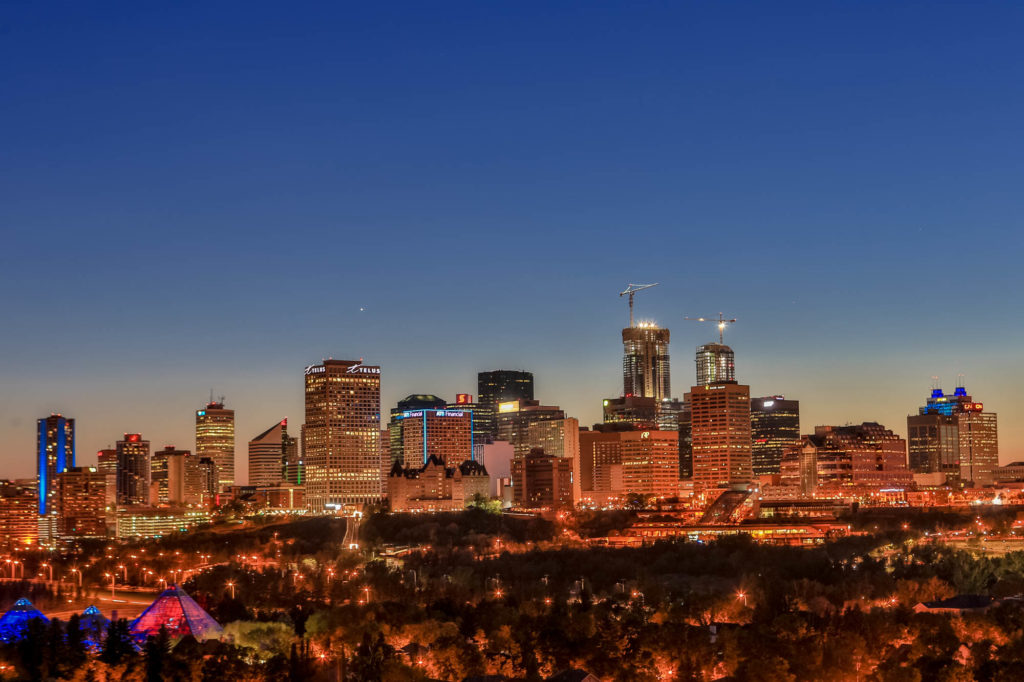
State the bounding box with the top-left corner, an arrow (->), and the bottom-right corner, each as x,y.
387,457 -> 489,512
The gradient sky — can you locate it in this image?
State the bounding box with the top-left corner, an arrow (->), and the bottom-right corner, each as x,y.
2,2 -> 1023,482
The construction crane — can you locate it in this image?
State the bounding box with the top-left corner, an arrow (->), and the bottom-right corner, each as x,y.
619,283 -> 659,327
685,312 -> 737,344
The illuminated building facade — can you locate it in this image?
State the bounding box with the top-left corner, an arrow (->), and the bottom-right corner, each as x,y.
602,396 -> 658,429
195,401 -> 235,491
248,419 -> 297,487
151,446 -> 189,504
907,412 -> 960,479
511,448 -> 575,508
750,396 -> 800,476
55,467 -> 108,539
394,408 -> 473,468
478,370 -> 534,439
0,482 -> 38,549
446,393 -> 490,445
695,343 -> 735,386
622,324 -> 670,401
496,400 -> 566,458
116,434 -> 151,505
96,449 -> 117,477
387,457 -> 489,512
387,395 -> 447,464
780,423 -> 912,493
303,359 -> 382,511
37,415 -> 75,516
620,430 -> 680,497
688,382 -> 752,490
958,409 -> 998,486
579,429 -> 624,498
525,417 -> 580,500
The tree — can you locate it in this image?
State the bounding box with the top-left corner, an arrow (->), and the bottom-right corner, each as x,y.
101,618 -> 137,665
144,626 -> 171,682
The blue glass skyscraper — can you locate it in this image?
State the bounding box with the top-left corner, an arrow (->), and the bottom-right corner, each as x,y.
37,415 -> 75,516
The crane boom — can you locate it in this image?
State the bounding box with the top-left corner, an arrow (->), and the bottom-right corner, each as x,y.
619,283 -> 659,327
684,312 -> 737,344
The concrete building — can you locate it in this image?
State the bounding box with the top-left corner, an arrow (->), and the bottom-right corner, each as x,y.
688,383 -> 752,491
780,423 -> 912,494
959,409 -> 998,486
195,400 -> 235,491
55,467 -> 108,539
524,417 -> 580,501
116,434 -> 151,506
393,408 -> 473,468
303,359 -> 383,511
248,419 -> 297,488
387,395 -> 447,464
151,446 -> 189,504
602,396 -> 658,430
620,430 -> 680,498
496,400 -> 566,458
480,441 -> 514,497
511,448 -> 575,508
0,482 -> 38,549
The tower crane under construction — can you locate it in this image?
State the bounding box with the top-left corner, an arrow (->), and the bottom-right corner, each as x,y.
619,283 -> 658,327
685,312 -> 737,344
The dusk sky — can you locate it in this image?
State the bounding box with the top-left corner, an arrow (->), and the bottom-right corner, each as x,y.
2,2 -> 1023,482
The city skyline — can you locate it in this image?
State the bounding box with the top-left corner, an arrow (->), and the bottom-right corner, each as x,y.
3,3 -> 1023,478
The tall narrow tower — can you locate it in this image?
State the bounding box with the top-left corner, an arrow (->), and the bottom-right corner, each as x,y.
195,400 -> 235,491
37,415 -> 75,516
622,324 -> 671,401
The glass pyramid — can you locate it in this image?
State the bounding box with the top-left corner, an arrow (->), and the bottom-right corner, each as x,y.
129,585 -> 223,642
0,598 -> 49,642
79,605 -> 110,649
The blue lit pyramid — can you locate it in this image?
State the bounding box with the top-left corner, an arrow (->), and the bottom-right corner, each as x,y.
78,605 -> 109,648
130,585 -> 222,642
0,598 -> 49,642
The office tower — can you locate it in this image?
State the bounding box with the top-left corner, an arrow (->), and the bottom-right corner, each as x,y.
478,370 -> 534,439
283,436 -> 304,486
248,419 -> 297,487
602,396 -> 658,429
196,457 -> 218,503
511,448 -> 575,508
688,382 -> 752,490
55,467 -> 108,539
695,344 -> 735,386
96,449 -> 117,477
495,400 -> 566,458
116,434 -> 151,505
750,396 -> 800,476
622,324 -> 671,401
959,408 -> 998,486
447,393 -> 489,446
387,395 -> 447,464
303,359 -> 382,511
195,400 -> 235,491
151,446 -> 188,504
525,418 -> 581,500
621,430 -> 680,497
907,384 -> 995,484
392,409 -> 473,468
165,450 -> 189,504
579,430 -> 623,498
37,415 -> 75,516
0,481 -> 38,549
780,423 -> 911,493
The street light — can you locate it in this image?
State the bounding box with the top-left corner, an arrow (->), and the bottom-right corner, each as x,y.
40,563 -> 53,582
226,581 -> 236,599
736,591 -> 747,607
104,573 -> 116,599
69,567 -> 82,587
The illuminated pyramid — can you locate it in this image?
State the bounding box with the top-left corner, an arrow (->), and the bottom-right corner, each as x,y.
0,598 -> 48,642
79,605 -> 110,648
129,585 -> 222,642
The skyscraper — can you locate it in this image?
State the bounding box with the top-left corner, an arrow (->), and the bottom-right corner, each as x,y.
303,359 -> 382,511
907,384 -> 997,485
37,415 -> 75,516
393,409 -> 473,468
688,383 -> 752,491
959,408 -> 998,486
695,343 -> 735,386
151,446 -> 189,504
116,434 -> 150,505
477,370 -> 534,439
55,467 -> 108,539
750,396 -> 800,476
387,395 -> 447,464
195,400 -> 235,491
495,400 -> 566,458
248,419 -> 297,488
622,324 -> 671,401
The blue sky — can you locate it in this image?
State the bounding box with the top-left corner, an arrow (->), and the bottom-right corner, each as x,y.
2,2 -> 1022,480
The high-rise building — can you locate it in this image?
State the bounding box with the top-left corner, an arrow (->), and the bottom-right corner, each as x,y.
602,396 -> 658,430
495,400 -> 566,458
622,324 -> 671,401
511,448 -> 575,508
303,359 -> 382,511
37,415 -> 75,516
525,418 -> 580,501
621,430 -> 680,498
780,423 -> 912,493
151,446 -> 189,504
478,370 -> 534,439
387,395 -> 447,464
116,434 -> 150,506
0,481 -> 38,549
695,344 -> 735,386
447,393 -> 489,446
750,396 -> 800,476
55,467 -> 108,539
392,408 -> 473,468
196,457 -> 218,504
907,385 -> 996,485
248,419 -> 297,487
959,408 -> 998,486
688,382 -> 752,491
195,400 -> 235,491
96,449 -> 117,477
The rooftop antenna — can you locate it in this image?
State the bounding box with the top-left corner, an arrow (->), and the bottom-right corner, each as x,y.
685,312 -> 737,344
619,283 -> 659,328
209,388 -> 214,404
957,373 -> 965,389
931,375 -> 941,391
